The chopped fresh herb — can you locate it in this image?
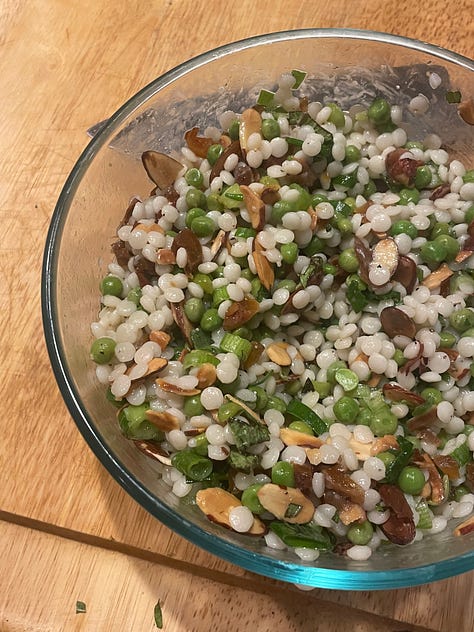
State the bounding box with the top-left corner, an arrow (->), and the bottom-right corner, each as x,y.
190,328 -> 212,349
384,436 -> 414,484
228,449 -> 259,472
285,502 -> 303,518
286,399 -> 328,435
257,89 -> 275,107
75,601 -> 86,614
346,279 -> 401,313
154,600 -> 163,628
291,69 -> 307,89
228,417 -> 270,450
285,136 -> 304,148
270,521 -> 335,549
446,90 -> 462,104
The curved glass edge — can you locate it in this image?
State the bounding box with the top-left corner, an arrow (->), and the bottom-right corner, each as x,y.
42,28 -> 474,590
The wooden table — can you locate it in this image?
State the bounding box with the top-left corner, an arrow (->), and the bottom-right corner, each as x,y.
1,1 -> 473,630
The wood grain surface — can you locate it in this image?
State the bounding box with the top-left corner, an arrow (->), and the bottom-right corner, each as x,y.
1,0 -> 473,630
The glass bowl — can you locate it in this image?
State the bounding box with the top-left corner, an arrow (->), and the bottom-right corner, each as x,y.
42,28 -> 474,590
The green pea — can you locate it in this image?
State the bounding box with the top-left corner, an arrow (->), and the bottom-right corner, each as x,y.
466,205 -> 474,224
266,395 -> 287,413
271,461 -> 295,487
461,327 -> 474,339
420,387 -> 443,405
241,484 -> 265,514
289,184 -> 312,210
186,207 -> 206,228
191,215 -> 216,238
347,520 -> 374,546
193,434 -> 209,456
311,193 -> 328,206
363,180 -> 377,198
289,421 -> 314,435
261,118 -> 280,140
185,167 -> 204,188
271,199 -> 296,224
414,165 -> 432,189
339,248 -> 359,273
463,169 -> 474,184
183,395 -> 204,417
420,240 -> 448,265
327,361 -> 347,384
212,265 -> 225,278
280,242 -> 298,264
335,368 -> 359,392
449,308 -> 474,333
302,235 -> 324,256
368,98 -> 391,124
370,412 -> 398,437
249,386 -> 268,412
355,408 -> 373,427
453,484 -> 470,502
430,222 -> 452,239
276,279 -> 297,292
393,349 -> 406,367
344,145 -> 361,163
336,216 -> 353,235
206,193 -> 224,212
200,308 -> 222,332
192,272 -> 213,294
186,188 -> 207,210
323,263 -> 337,275
398,466 -> 425,495
312,381 -> 331,398
389,220 -> 418,239
260,176 -> 280,188
327,102 -> 345,128
90,337 -> 116,364
439,331 -> 456,348
397,188 -> 420,205
377,451 -> 396,468
100,275 -> 123,297
333,396 -> 360,424
332,172 -> 357,189
184,297 -> 205,323
228,119 -> 240,140
207,143 -> 224,166
233,327 -> 252,340
217,401 -> 242,423
434,234 -> 460,261
127,287 -> 142,305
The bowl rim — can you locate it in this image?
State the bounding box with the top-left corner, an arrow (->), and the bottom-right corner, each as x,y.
42,28 -> 474,590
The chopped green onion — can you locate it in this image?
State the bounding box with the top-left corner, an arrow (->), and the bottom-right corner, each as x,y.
291,69 -> 307,89
446,90 -> 462,104
154,601 -> 163,628
171,449 -> 213,481
235,227 -> 257,238
257,89 -> 275,107
451,440 -> 471,467
190,328 -> 212,349
285,136 -> 304,148
416,499 -> 433,530
75,601 -> 86,614
182,350 -> 219,369
223,183 -> 244,200
220,332 -> 252,361
269,521 -> 335,549
286,399 -> 328,435
384,436 -> 414,484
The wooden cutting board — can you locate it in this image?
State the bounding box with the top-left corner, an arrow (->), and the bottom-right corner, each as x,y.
1,0 -> 473,629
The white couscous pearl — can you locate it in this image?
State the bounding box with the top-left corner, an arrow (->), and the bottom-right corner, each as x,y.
200,387 -> 224,410
229,506 -> 255,533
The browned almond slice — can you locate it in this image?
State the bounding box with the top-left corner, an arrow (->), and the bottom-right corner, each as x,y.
266,342 -> 292,366
210,229 -> 228,260
370,435 -> 399,456
455,250 -> 473,263
156,379 -> 200,396
196,363 -> 217,388
459,98 -> 474,125
145,410 -> 180,432
382,383 -> 425,406
454,515 -> 474,536
134,222 -> 165,234
133,440 -> 172,466
149,330 -> 171,349
184,127 -> 214,158
348,438 -> 372,461
324,465 -> 365,505
240,185 -> 265,230
380,306 -> 416,338
252,240 -> 274,291
369,238 -> 399,285
142,151 -> 184,189
126,357 -> 168,381
256,483 -> 314,524
392,255 -> 417,293
280,427 -> 323,449
305,448 -> 321,466
422,263 -> 454,289
156,248 -> 176,265
170,302 -> 193,346
171,228 -> 203,275
239,108 -> 262,150
367,374 -> 382,387
308,206 -> 318,231
223,296 -> 260,331
196,488 -> 266,535
340,502 -> 367,526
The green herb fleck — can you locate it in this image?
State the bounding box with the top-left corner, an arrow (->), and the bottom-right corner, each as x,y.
228,450 -> 259,472
446,90 -> 462,104
76,601 -> 86,614
291,69 -> 307,89
228,417 -> 270,450
285,503 -> 303,518
154,601 -> 163,628
269,521 -> 335,549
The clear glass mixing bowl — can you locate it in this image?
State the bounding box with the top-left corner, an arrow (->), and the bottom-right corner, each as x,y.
42,29 -> 474,589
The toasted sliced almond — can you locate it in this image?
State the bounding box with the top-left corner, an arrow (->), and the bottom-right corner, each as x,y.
266,342 -> 292,366
223,296 -> 260,331
257,483 -> 314,524
348,438 -> 372,461
149,330 -> 171,349
252,240 -> 274,291
305,448 -> 321,466
171,228 -> 204,275
340,503 -> 367,526
454,515 -> 474,536
455,250 -> 474,263
133,440 -> 172,466
184,127 -> 215,158
240,185 -> 265,231
369,238 -> 399,285
145,410 -> 180,432
126,357 -> 168,381
142,151 -> 184,189
210,229 -> 228,260
156,378 -> 200,396
380,306 -> 416,338
134,222 -> 165,234
239,108 -> 262,150
196,488 -> 266,535
196,363 -> 217,388
171,302 -> 193,346
422,263 -> 454,289
280,427 -> 323,449
459,98 -> 474,126
156,248 -> 176,265
367,374 -> 382,387
370,435 -> 399,456
308,206 -> 318,231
